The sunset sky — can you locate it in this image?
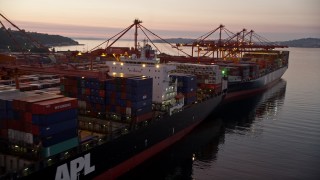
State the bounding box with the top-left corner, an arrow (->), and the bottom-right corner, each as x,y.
1,0 -> 319,41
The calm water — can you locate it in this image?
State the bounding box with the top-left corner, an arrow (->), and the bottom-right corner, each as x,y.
56,40 -> 320,179
117,47 -> 320,180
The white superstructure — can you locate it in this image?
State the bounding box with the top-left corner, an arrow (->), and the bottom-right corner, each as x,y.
106,43 -> 177,104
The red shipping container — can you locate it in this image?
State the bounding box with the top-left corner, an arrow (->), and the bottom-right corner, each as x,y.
23,121 -> 33,133
105,105 -> 111,112
0,129 -> 8,139
32,124 -> 40,135
120,93 -> 126,100
110,92 -> 116,99
64,85 -> 70,92
7,120 -> 23,131
71,86 -> 78,95
184,91 -> 196,98
19,120 -> 39,135
119,107 -> 126,114
126,100 -> 132,107
88,111 -> 98,117
13,94 -> 64,111
120,85 -> 126,93
96,104 -> 102,111
31,97 -> 77,115
85,88 -> 91,95
23,112 -> 33,123
99,90 -> 105,98
115,106 -> 121,114
132,112 -> 153,123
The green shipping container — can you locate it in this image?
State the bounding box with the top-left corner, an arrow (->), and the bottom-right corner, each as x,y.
42,137 -> 78,158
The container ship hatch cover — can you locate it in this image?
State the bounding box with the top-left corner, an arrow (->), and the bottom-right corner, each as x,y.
0,21 -> 227,180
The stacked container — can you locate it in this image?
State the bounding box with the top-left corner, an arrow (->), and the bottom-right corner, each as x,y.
83,77 -> 106,117
170,74 -> 197,105
0,92 -> 79,158
169,63 -> 222,93
61,75 -> 153,125
61,76 -> 107,118
60,76 -> 80,98
106,76 -> 153,123
0,74 -> 61,92
0,89 -> 22,140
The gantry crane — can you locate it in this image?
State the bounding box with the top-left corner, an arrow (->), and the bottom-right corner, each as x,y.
172,25 -> 288,63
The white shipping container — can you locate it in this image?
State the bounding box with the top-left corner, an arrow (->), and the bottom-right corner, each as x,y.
78,100 -> 86,109
126,107 -> 131,115
24,133 -> 34,144
14,130 -> 24,142
8,129 -> 14,140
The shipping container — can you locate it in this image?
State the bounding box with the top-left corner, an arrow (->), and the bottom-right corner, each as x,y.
33,118 -> 77,136
131,106 -> 152,116
126,77 -> 153,87
132,112 -> 153,123
41,137 -> 78,158
40,128 -> 78,147
130,99 -> 152,109
31,97 -> 77,115
13,94 -> 64,111
31,109 -> 77,125
0,129 -> 8,139
7,120 -> 23,131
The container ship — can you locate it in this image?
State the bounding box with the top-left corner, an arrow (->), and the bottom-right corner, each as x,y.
214,50 -> 289,102
0,38 -> 227,179
0,16 -> 287,179
158,25 -> 289,102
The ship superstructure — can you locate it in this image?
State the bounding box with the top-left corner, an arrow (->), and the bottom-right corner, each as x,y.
107,42 -> 177,104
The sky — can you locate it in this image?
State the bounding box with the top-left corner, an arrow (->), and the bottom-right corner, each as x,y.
1,0 -> 320,41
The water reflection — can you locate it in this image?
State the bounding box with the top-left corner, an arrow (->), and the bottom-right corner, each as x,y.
119,79 -> 287,180
218,79 -> 287,132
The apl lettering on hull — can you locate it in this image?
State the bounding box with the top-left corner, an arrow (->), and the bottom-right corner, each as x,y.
55,153 -> 95,180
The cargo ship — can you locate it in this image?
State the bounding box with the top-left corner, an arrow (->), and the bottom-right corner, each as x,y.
158,26 -> 289,102
0,40 -> 227,180
215,50 -> 289,102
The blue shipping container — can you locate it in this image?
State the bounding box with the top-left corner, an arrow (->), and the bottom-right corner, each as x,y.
131,99 -> 152,109
32,109 -> 77,125
41,128 -> 78,147
38,118 -> 77,136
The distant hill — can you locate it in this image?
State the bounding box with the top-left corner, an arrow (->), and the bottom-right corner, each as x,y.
0,27 -> 79,51
153,37 -> 320,48
276,38 -> 320,48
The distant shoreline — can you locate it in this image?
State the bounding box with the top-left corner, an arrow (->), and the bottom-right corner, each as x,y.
150,37 -> 320,48
51,43 -> 85,47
